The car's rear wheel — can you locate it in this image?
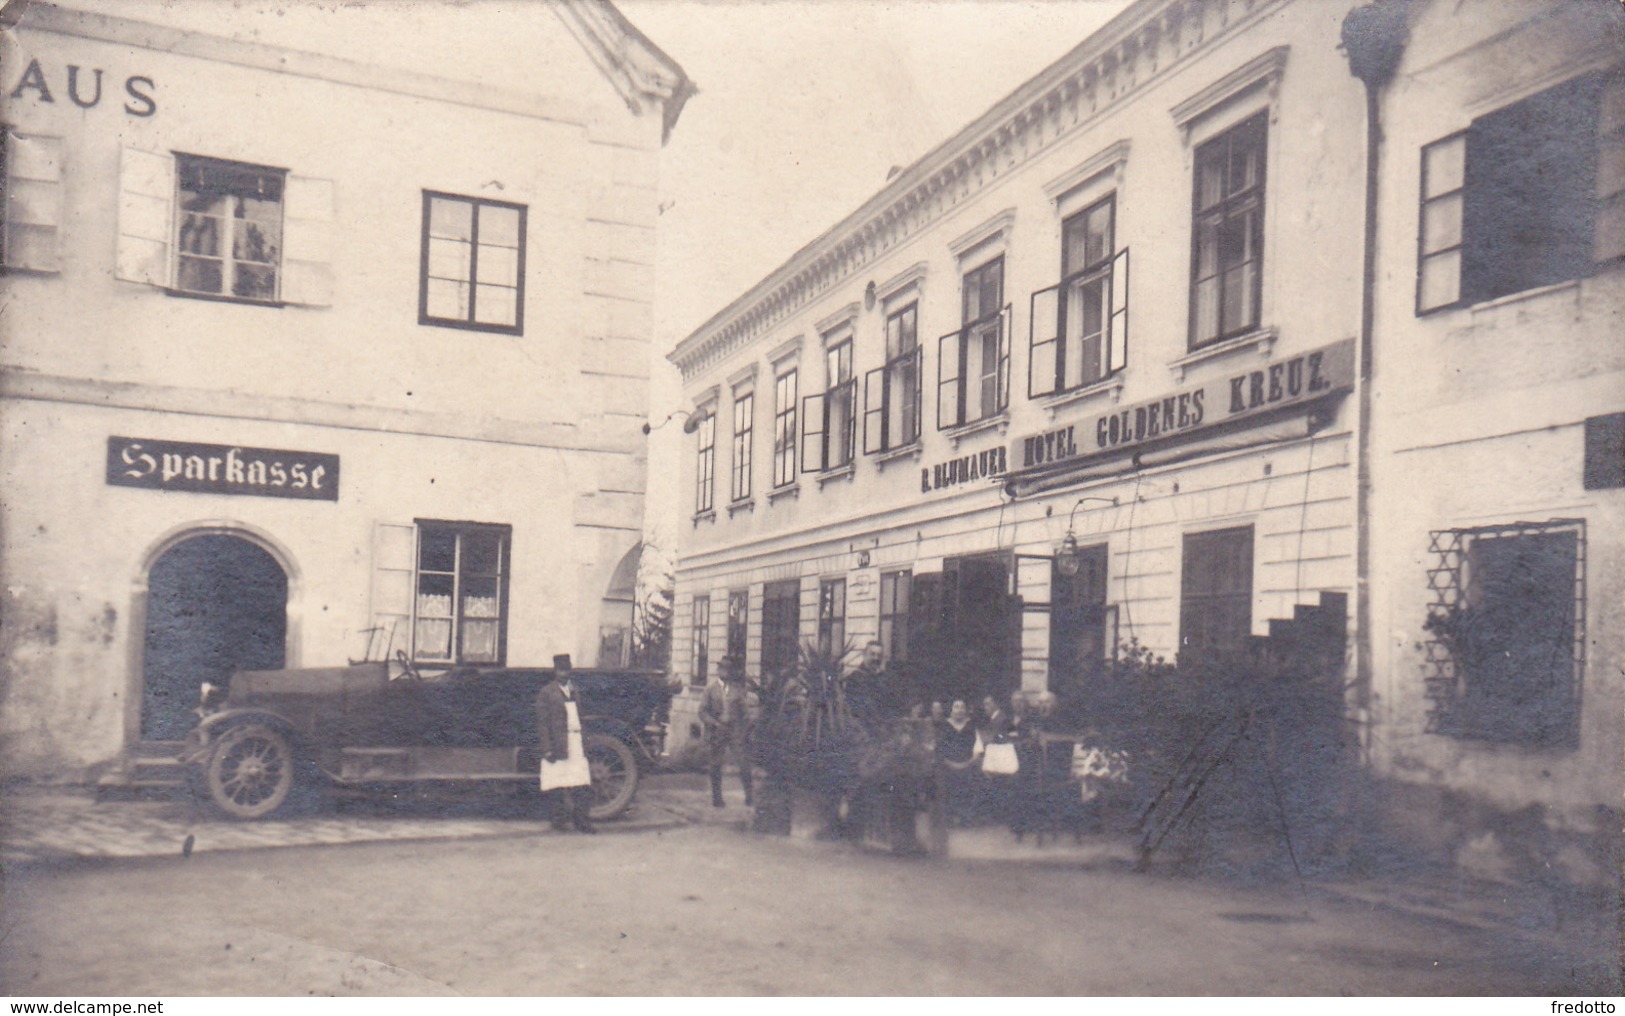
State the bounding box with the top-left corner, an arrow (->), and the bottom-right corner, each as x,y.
207,723 -> 295,820
584,733 -> 638,821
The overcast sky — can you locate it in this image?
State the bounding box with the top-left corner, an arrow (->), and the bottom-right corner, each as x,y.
618,0 -> 1132,553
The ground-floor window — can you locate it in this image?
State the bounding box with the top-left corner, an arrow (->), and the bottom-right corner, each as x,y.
1423,521 -> 1584,747
726,589 -> 748,664
1051,544 -> 1114,685
413,521 -> 510,665
1179,526 -> 1254,659
762,580 -> 801,678
818,578 -> 847,659
691,595 -> 711,687
879,570 -> 911,665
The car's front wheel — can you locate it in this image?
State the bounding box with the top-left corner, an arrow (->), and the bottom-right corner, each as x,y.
206,723 -> 295,820
584,733 -> 638,821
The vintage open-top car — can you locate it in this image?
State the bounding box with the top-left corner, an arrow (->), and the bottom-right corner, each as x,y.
182,655 -> 672,821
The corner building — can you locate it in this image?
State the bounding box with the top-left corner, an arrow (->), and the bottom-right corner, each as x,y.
0,0 -> 690,781
668,0 -> 1370,741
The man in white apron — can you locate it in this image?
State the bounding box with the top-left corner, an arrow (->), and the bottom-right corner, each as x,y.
537,654 -> 595,833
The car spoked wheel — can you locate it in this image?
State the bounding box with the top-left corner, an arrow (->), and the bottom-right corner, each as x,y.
207,724 -> 295,820
583,733 -> 638,821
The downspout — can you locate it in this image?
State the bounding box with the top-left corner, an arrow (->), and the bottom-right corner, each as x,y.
1340,1 -> 1409,764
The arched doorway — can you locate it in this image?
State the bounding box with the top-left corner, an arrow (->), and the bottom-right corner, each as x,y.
141,533 -> 287,741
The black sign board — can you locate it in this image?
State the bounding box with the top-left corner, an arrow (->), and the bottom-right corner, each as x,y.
107,436 -> 339,501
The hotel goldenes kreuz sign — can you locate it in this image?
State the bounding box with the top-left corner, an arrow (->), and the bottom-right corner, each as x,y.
107,437 -> 340,502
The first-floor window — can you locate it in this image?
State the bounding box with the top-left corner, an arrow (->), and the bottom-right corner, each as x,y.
691,595 -> 711,687
420,191 -> 526,333
731,393 -> 754,502
175,154 -> 286,302
1424,521 -> 1583,747
413,521 -> 510,664
694,409 -> 716,514
773,369 -> 798,487
879,570 -> 911,664
818,578 -> 846,659
939,257 -> 1009,429
1179,526 -> 1254,658
1190,112 -> 1266,347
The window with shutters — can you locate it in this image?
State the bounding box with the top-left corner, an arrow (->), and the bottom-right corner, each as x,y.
1418,71 -> 1625,314
174,154 -> 285,302
772,368 -> 798,488
420,191 -> 527,334
411,521 -> 511,665
1,128 -> 63,273
864,303 -> 922,454
116,147 -> 333,306
1189,114 -> 1267,348
1030,194 -> 1129,398
938,257 -> 1010,429
803,335 -> 856,473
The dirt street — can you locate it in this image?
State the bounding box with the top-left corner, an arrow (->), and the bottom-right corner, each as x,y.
1,818 -> 1614,995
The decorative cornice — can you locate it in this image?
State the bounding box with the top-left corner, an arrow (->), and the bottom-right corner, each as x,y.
1169,45 -> 1289,137
948,208 -> 1017,260
554,0 -> 696,142
1043,139 -> 1132,203
767,335 -> 804,367
816,303 -> 861,337
876,261 -> 929,302
668,0 -> 1292,380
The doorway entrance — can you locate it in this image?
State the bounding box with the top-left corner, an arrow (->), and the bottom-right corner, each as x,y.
142,533 -> 287,741
908,554 -> 1016,708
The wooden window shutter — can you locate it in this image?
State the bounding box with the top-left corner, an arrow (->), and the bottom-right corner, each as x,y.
369,521 -> 418,660
115,146 -> 174,286
282,174 -> 335,307
3,131 -> 64,272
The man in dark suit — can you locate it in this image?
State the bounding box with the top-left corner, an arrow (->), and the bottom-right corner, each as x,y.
537,654 -> 595,833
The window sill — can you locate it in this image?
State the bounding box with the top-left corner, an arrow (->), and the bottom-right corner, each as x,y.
1168,327 -> 1278,381
727,497 -> 756,517
873,442 -> 923,470
767,483 -> 801,503
691,509 -> 716,528
1042,377 -> 1125,417
816,463 -> 856,487
164,287 -> 287,309
1469,279 -> 1582,320
944,414 -> 1010,448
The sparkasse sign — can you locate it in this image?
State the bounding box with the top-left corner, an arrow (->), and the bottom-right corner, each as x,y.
106,436 -> 340,501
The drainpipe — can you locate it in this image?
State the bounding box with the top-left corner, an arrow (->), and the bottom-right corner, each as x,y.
1340,1 -> 1409,764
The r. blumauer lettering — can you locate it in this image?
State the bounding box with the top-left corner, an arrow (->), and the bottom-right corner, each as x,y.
921,445 -> 1008,493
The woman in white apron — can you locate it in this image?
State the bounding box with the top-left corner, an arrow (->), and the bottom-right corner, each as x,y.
537,654 -> 595,833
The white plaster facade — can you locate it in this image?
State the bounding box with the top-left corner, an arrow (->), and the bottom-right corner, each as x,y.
667,0 -> 1371,747
0,0 -> 689,779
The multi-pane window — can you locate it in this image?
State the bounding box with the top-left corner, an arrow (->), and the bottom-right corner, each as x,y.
694,409 -> 716,514
420,191 -> 526,334
879,570 -> 912,665
174,155 -> 285,302
773,368 -> 798,488
802,336 -> 856,472
1418,72 -> 1624,313
726,589 -> 749,663
412,522 -> 510,665
1424,522 -> 1584,747
938,257 -> 1009,429
1190,113 -> 1266,348
863,303 -> 922,454
1179,526 -> 1254,657
731,393 -> 754,503
691,595 -> 711,687
817,578 -> 847,658
1030,195 -> 1129,397
761,579 -> 801,678
1,129 -> 62,273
